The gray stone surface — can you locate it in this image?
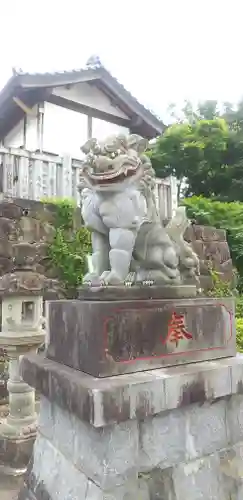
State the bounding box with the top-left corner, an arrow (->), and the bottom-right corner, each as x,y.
30,434 -> 89,499
139,409 -> 187,470
38,398 -> 139,489
226,394 -> 243,443
18,433 -> 146,499
46,296 -> 235,376
17,356 -> 243,499
18,394 -> 243,499
21,354 -> 243,427
37,392 -> 243,485
86,478 -> 149,500
139,398 -> 229,470
186,399 -> 228,458
172,454 -> 225,500
19,435 -> 243,499
145,443 -> 243,500
145,468 -> 176,500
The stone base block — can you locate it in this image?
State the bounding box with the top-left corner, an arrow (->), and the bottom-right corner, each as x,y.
18,436 -> 243,499
21,353 -> 243,428
18,391 -> 243,499
16,354 -> 243,499
46,293 -> 236,377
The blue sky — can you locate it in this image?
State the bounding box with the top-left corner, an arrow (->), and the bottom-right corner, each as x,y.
2,0 -> 243,121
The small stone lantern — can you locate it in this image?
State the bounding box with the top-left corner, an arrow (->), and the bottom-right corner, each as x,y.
0,271 -> 45,439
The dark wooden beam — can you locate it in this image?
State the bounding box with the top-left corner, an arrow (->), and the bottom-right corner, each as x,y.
47,94 -> 132,128
130,116 -> 143,128
0,88 -> 52,140
0,105 -> 24,139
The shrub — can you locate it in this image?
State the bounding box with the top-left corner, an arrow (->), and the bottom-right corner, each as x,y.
206,267 -> 234,297
43,198 -> 91,293
236,297 -> 243,320
236,318 -> 243,353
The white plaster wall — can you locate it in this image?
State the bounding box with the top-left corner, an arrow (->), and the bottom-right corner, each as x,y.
92,118 -> 129,141
43,102 -> 88,158
25,106 -> 38,150
53,82 -> 128,119
42,103 -> 129,157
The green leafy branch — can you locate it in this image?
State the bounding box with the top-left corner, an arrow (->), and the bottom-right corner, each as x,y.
43,198 -> 91,294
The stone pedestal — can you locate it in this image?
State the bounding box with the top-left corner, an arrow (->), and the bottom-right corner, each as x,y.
18,353 -> 243,499
17,289 -> 240,499
46,290 -> 236,377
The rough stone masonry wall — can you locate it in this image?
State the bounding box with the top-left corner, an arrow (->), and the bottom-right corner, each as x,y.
0,196 -> 80,404
0,197 -> 69,297
184,224 -> 234,290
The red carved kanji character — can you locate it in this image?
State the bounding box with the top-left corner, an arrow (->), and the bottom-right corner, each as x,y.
164,312 -> 193,347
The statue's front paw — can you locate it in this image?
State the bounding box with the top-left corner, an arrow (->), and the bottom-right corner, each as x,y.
83,272 -> 102,286
99,271 -> 111,282
100,270 -> 123,285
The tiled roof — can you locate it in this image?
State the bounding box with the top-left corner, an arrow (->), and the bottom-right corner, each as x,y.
0,59 -> 165,139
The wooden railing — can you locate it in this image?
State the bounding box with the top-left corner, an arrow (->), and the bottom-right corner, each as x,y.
0,147 -> 81,202
0,146 -> 174,217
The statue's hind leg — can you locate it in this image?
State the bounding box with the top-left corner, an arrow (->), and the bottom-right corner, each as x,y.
134,222 -> 181,285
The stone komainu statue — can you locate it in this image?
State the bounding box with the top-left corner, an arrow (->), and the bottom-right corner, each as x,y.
79,133 -> 199,287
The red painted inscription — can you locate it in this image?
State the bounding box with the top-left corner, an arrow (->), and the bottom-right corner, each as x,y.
164,312 -> 193,347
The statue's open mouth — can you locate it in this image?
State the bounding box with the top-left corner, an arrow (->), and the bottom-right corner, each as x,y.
84,165 -> 138,185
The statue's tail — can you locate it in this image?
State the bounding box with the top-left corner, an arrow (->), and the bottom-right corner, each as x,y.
165,206 -> 190,243
165,207 -> 200,279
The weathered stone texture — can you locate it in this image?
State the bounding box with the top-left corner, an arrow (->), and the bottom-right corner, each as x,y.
17,354 -> 243,499
21,354 -> 243,428
38,398 -> 139,490
0,434 -> 35,470
0,198 -> 68,299
139,399 -> 228,470
19,389 -> 243,499
46,296 -> 236,377
0,196 -> 80,404
184,224 -> 234,290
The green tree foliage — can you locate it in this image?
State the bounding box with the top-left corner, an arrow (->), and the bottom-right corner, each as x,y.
150,100 -> 243,202
150,117 -> 229,199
